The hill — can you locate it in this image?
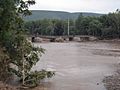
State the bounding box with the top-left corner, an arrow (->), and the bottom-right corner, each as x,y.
24,10 -> 104,21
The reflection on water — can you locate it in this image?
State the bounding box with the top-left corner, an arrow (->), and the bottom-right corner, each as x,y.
32,41 -> 120,90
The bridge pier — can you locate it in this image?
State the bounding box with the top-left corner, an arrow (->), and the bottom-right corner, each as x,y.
80,37 -> 90,41
31,36 -> 35,42
50,38 -> 56,42
69,37 -> 74,41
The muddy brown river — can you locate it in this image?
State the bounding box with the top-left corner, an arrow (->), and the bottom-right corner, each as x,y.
32,41 -> 120,90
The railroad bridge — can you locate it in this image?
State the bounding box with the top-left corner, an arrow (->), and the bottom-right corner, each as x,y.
31,35 -> 97,42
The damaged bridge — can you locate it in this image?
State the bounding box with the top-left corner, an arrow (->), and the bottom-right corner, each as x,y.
31,35 -> 98,42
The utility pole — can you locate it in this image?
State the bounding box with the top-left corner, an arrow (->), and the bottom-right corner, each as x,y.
68,18 -> 70,36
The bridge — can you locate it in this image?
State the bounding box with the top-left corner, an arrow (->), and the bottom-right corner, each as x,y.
30,35 -> 98,42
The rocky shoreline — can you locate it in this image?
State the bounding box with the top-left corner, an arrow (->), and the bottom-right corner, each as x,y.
103,66 -> 120,90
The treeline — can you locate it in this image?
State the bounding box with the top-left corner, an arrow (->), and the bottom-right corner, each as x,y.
25,10 -> 120,39
25,19 -> 75,36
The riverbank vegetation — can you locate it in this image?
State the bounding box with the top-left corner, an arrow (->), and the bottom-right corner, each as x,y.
25,9 -> 120,39
0,0 -> 54,88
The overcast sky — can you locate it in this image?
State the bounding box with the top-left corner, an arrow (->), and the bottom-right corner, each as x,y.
29,0 -> 120,14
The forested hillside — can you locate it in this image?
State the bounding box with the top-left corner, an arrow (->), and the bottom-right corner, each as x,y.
24,10 -> 103,21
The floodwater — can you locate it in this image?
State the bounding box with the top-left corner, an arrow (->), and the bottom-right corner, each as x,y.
32,41 -> 120,90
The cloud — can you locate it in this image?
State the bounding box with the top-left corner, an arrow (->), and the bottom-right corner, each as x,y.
29,0 -> 120,13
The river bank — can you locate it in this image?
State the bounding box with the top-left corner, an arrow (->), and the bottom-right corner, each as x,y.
103,64 -> 120,90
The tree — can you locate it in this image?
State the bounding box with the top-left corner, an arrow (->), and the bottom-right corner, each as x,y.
54,20 -> 64,36
99,10 -> 120,39
0,0 -> 54,86
75,13 -> 84,35
88,19 -> 102,36
75,14 -> 93,35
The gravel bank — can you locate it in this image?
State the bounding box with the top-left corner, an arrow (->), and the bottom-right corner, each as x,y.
103,67 -> 120,90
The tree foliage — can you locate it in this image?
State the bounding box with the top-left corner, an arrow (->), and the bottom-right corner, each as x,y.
0,0 -> 55,86
25,19 -> 75,36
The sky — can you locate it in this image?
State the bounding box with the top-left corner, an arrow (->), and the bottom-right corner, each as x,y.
29,0 -> 120,14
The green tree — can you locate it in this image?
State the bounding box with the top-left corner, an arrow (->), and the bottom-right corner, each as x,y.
0,0 -> 54,86
99,10 -> 120,38
75,13 -> 84,35
54,20 -> 64,36
88,19 -> 102,36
